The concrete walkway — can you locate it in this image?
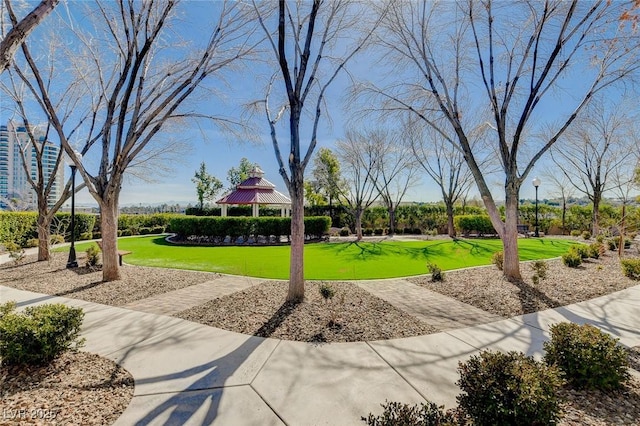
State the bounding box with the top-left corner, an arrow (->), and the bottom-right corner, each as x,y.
2,280 -> 639,425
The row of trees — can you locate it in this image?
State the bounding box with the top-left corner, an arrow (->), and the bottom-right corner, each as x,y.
2,0 -> 639,302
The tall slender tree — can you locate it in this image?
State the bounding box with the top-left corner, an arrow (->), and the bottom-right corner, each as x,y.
253,0 -> 376,301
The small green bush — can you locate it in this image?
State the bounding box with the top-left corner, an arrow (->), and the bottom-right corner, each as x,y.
530,260 -> 548,285
363,228 -> 373,236
570,230 -> 581,237
607,238 -> 632,251
562,250 -> 582,268
581,231 -> 591,240
79,231 -> 93,241
457,350 -> 563,426
426,262 -> 444,282
25,238 -> 39,248
573,245 -> 590,259
491,251 -> 504,271
595,234 -> 605,243
86,245 -> 100,267
319,283 -> 335,301
4,241 -> 25,264
362,400 -> 456,426
339,228 -> 350,237
0,302 -> 85,366
50,234 -> 65,245
374,228 -> 384,236
543,322 -> 629,391
621,258 -> 640,280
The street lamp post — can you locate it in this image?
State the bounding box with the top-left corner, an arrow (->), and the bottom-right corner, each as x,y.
532,176 -> 541,238
66,151 -> 82,268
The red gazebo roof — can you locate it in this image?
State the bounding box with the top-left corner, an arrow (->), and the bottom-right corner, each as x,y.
216,167 -> 291,206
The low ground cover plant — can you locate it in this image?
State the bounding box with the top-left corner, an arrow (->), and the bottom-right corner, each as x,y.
0,301 -> 85,366
543,322 -> 629,391
491,250 -> 503,270
426,262 -> 444,282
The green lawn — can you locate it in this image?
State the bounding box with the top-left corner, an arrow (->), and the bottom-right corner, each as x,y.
59,236 -> 576,280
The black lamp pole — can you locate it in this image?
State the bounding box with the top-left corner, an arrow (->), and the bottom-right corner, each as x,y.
533,177 -> 541,238
66,164 -> 78,268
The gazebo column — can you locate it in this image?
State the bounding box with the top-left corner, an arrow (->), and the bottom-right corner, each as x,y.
221,204 -> 227,217
281,205 -> 285,217
252,203 -> 259,217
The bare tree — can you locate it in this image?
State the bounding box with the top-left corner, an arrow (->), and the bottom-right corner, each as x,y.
0,0 -> 58,74
335,129 -> 385,240
374,128 -> 420,236
13,0 -> 258,281
550,100 -> 638,236
407,122 -> 475,238
542,170 -> 575,235
364,0 -> 640,280
253,0 -> 376,301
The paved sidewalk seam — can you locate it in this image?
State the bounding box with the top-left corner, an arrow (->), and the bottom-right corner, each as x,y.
250,383 -> 290,426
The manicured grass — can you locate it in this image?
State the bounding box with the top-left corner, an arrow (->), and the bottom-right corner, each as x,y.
60,236 -> 576,280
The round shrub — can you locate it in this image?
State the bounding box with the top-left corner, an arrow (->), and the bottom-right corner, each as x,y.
621,258 -> 640,280
362,400 -> 456,426
25,238 -> 39,248
491,251 -> 504,271
374,228 -> 384,236
426,262 -> 444,282
581,231 -> 591,240
79,232 -> 93,241
562,250 -> 582,268
339,228 -> 350,237
457,350 -> 563,426
50,234 -> 65,245
0,302 -> 85,366
543,322 -> 629,391
570,230 -> 581,237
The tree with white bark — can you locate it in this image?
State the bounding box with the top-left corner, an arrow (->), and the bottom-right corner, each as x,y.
550,99 -> 638,236
10,0 -> 258,281
253,0 -> 376,301
364,0 -> 640,280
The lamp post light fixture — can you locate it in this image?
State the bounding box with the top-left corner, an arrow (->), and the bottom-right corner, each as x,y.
65,150 -> 82,268
532,176 -> 541,238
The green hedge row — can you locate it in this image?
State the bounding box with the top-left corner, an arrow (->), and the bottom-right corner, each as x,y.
169,216 -> 331,242
454,215 -> 497,236
0,212 -> 95,246
116,213 -> 177,231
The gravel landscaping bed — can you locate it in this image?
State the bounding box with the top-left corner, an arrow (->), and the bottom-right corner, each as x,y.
1,351 -> 133,425
176,280 -> 438,342
409,251 -> 639,318
0,252 -> 218,306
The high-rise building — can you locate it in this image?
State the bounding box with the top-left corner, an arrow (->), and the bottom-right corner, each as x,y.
0,121 -> 64,210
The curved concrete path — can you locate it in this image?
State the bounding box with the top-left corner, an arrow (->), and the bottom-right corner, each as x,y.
2,279 -> 639,425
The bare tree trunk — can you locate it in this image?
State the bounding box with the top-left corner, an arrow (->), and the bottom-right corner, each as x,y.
592,193 -> 601,236
36,210 -> 51,261
445,201 -> 456,238
388,207 -> 396,236
562,199 -> 567,235
287,169 -> 305,302
100,199 -> 121,281
502,189 -> 522,281
355,207 -> 364,240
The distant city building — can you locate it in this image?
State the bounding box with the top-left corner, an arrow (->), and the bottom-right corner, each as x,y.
0,121 -> 64,210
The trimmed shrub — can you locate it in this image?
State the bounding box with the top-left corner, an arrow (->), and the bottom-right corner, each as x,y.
363,228 -> 373,236
543,322 -> 629,390
562,250 -> 582,268
339,227 -> 350,237
457,350 -> 563,426
491,251 -> 504,271
362,400 -> 456,426
79,232 -> 93,241
86,245 -> 100,267
621,258 -> 640,280
573,244 -> 590,259
570,230 -> 581,237
426,262 -> 444,282
530,260 -> 548,285
582,231 -> 591,240
0,302 -> 85,366
25,238 -> 39,248
454,215 -> 496,236
374,228 -> 384,236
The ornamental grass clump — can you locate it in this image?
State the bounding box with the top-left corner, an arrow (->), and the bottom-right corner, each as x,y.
0,301 -> 85,366
362,400 -> 457,426
457,350 -> 563,426
426,262 -> 444,282
491,250 -> 504,271
543,322 -> 629,391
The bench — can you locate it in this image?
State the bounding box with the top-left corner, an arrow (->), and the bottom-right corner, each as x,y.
95,240 -> 132,266
517,224 -> 530,237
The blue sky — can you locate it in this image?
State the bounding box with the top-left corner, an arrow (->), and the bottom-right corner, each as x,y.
4,1 -> 634,209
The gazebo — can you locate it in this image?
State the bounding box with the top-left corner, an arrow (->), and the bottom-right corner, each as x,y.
216,166 -> 291,217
